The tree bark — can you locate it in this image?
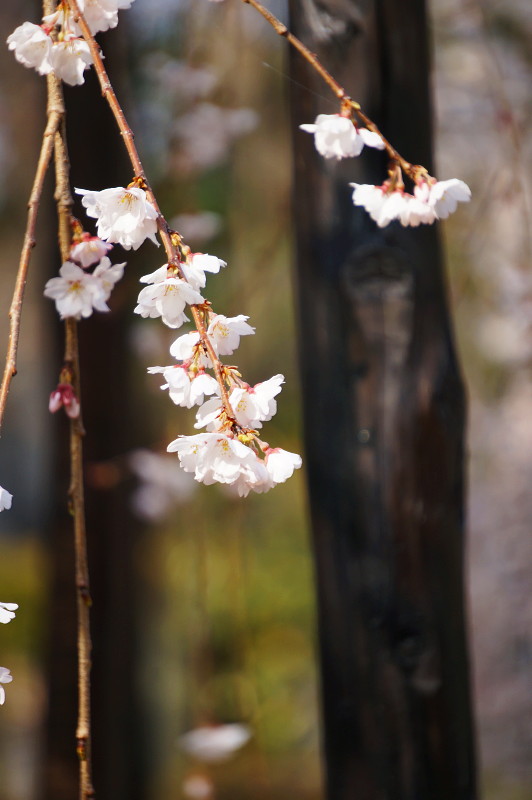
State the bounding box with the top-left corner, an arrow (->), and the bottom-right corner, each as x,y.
289,1 -> 477,798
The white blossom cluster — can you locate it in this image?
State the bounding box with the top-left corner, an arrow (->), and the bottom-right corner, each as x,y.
7,0 -> 134,86
0,602 -> 17,706
350,178 -> 471,228
70,185 -> 302,495
44,231 -> 127,419
44,233 -> 126,320
300,113 -> 471,227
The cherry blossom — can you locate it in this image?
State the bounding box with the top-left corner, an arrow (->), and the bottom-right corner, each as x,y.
351,177 -> 471,228
49,383 -> 81,419
76,0 -> 135,35
182,253 -> 226,292
44,263 -> 96,319
7,15 -> 94,86
300,114 -> 385,160
167,431 -> 302,495
193,397 -> 224,431
169,331 -> 211,367
416,178 -> 471,219
49,35 -> 93,86
0,487 -> 12,513
0,603 -> 18,625
264,447 -> 302,484
207,314 -> 255,355
148,365 -> 219,408
44,0 -> 136,39
230,456 -> 273,497
92,257 -> 126,308
230,374 -> 284,428
350,184 -> 424,228
195,374 -> 284,431
178,724 -> 251,763
0,667 -> 12,706
134,266 -> 204,328
7,22 -> 53,76
70,235 -> 113,268
167,432 -> 258,486
44,261 -> 118,319
76,186 -> 159,250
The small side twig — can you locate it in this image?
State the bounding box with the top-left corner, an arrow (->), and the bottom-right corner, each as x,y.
239,0 -> 416,175
242,0 -> 350,102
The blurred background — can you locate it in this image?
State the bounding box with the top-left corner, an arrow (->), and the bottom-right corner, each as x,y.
0,1 -> 530,799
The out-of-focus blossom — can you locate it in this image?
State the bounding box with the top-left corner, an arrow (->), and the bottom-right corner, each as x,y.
172,103 -> 258,172
0,667 -> 12,705
0,603 -> 18,625
76,186 -> 159,250
146,55 -> 217,99
129,449 -> 196,520
300,113 -> 384,160
178,723 -> 251,763
182,773 -> 213,800
0,487 -> 12,513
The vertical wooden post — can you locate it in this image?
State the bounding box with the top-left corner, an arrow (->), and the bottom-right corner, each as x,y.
289,1 -> 477,798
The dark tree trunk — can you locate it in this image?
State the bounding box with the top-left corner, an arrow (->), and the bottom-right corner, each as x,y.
289,1 -> 477,799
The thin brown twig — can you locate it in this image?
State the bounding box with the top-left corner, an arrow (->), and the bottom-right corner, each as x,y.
48,66 -> 95,800
65,0 -> 236,421
239,0 -> 418,176
0,102 -> 62,433
242,0 -> 350,102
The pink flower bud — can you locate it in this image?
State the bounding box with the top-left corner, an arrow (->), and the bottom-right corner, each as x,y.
49,383 -> 80,419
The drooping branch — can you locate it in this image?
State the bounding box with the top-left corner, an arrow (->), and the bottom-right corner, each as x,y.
239,0 -> 417,176
0,99 -> 62,433
47,63 -> 95,800
65,0 -> 236,421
